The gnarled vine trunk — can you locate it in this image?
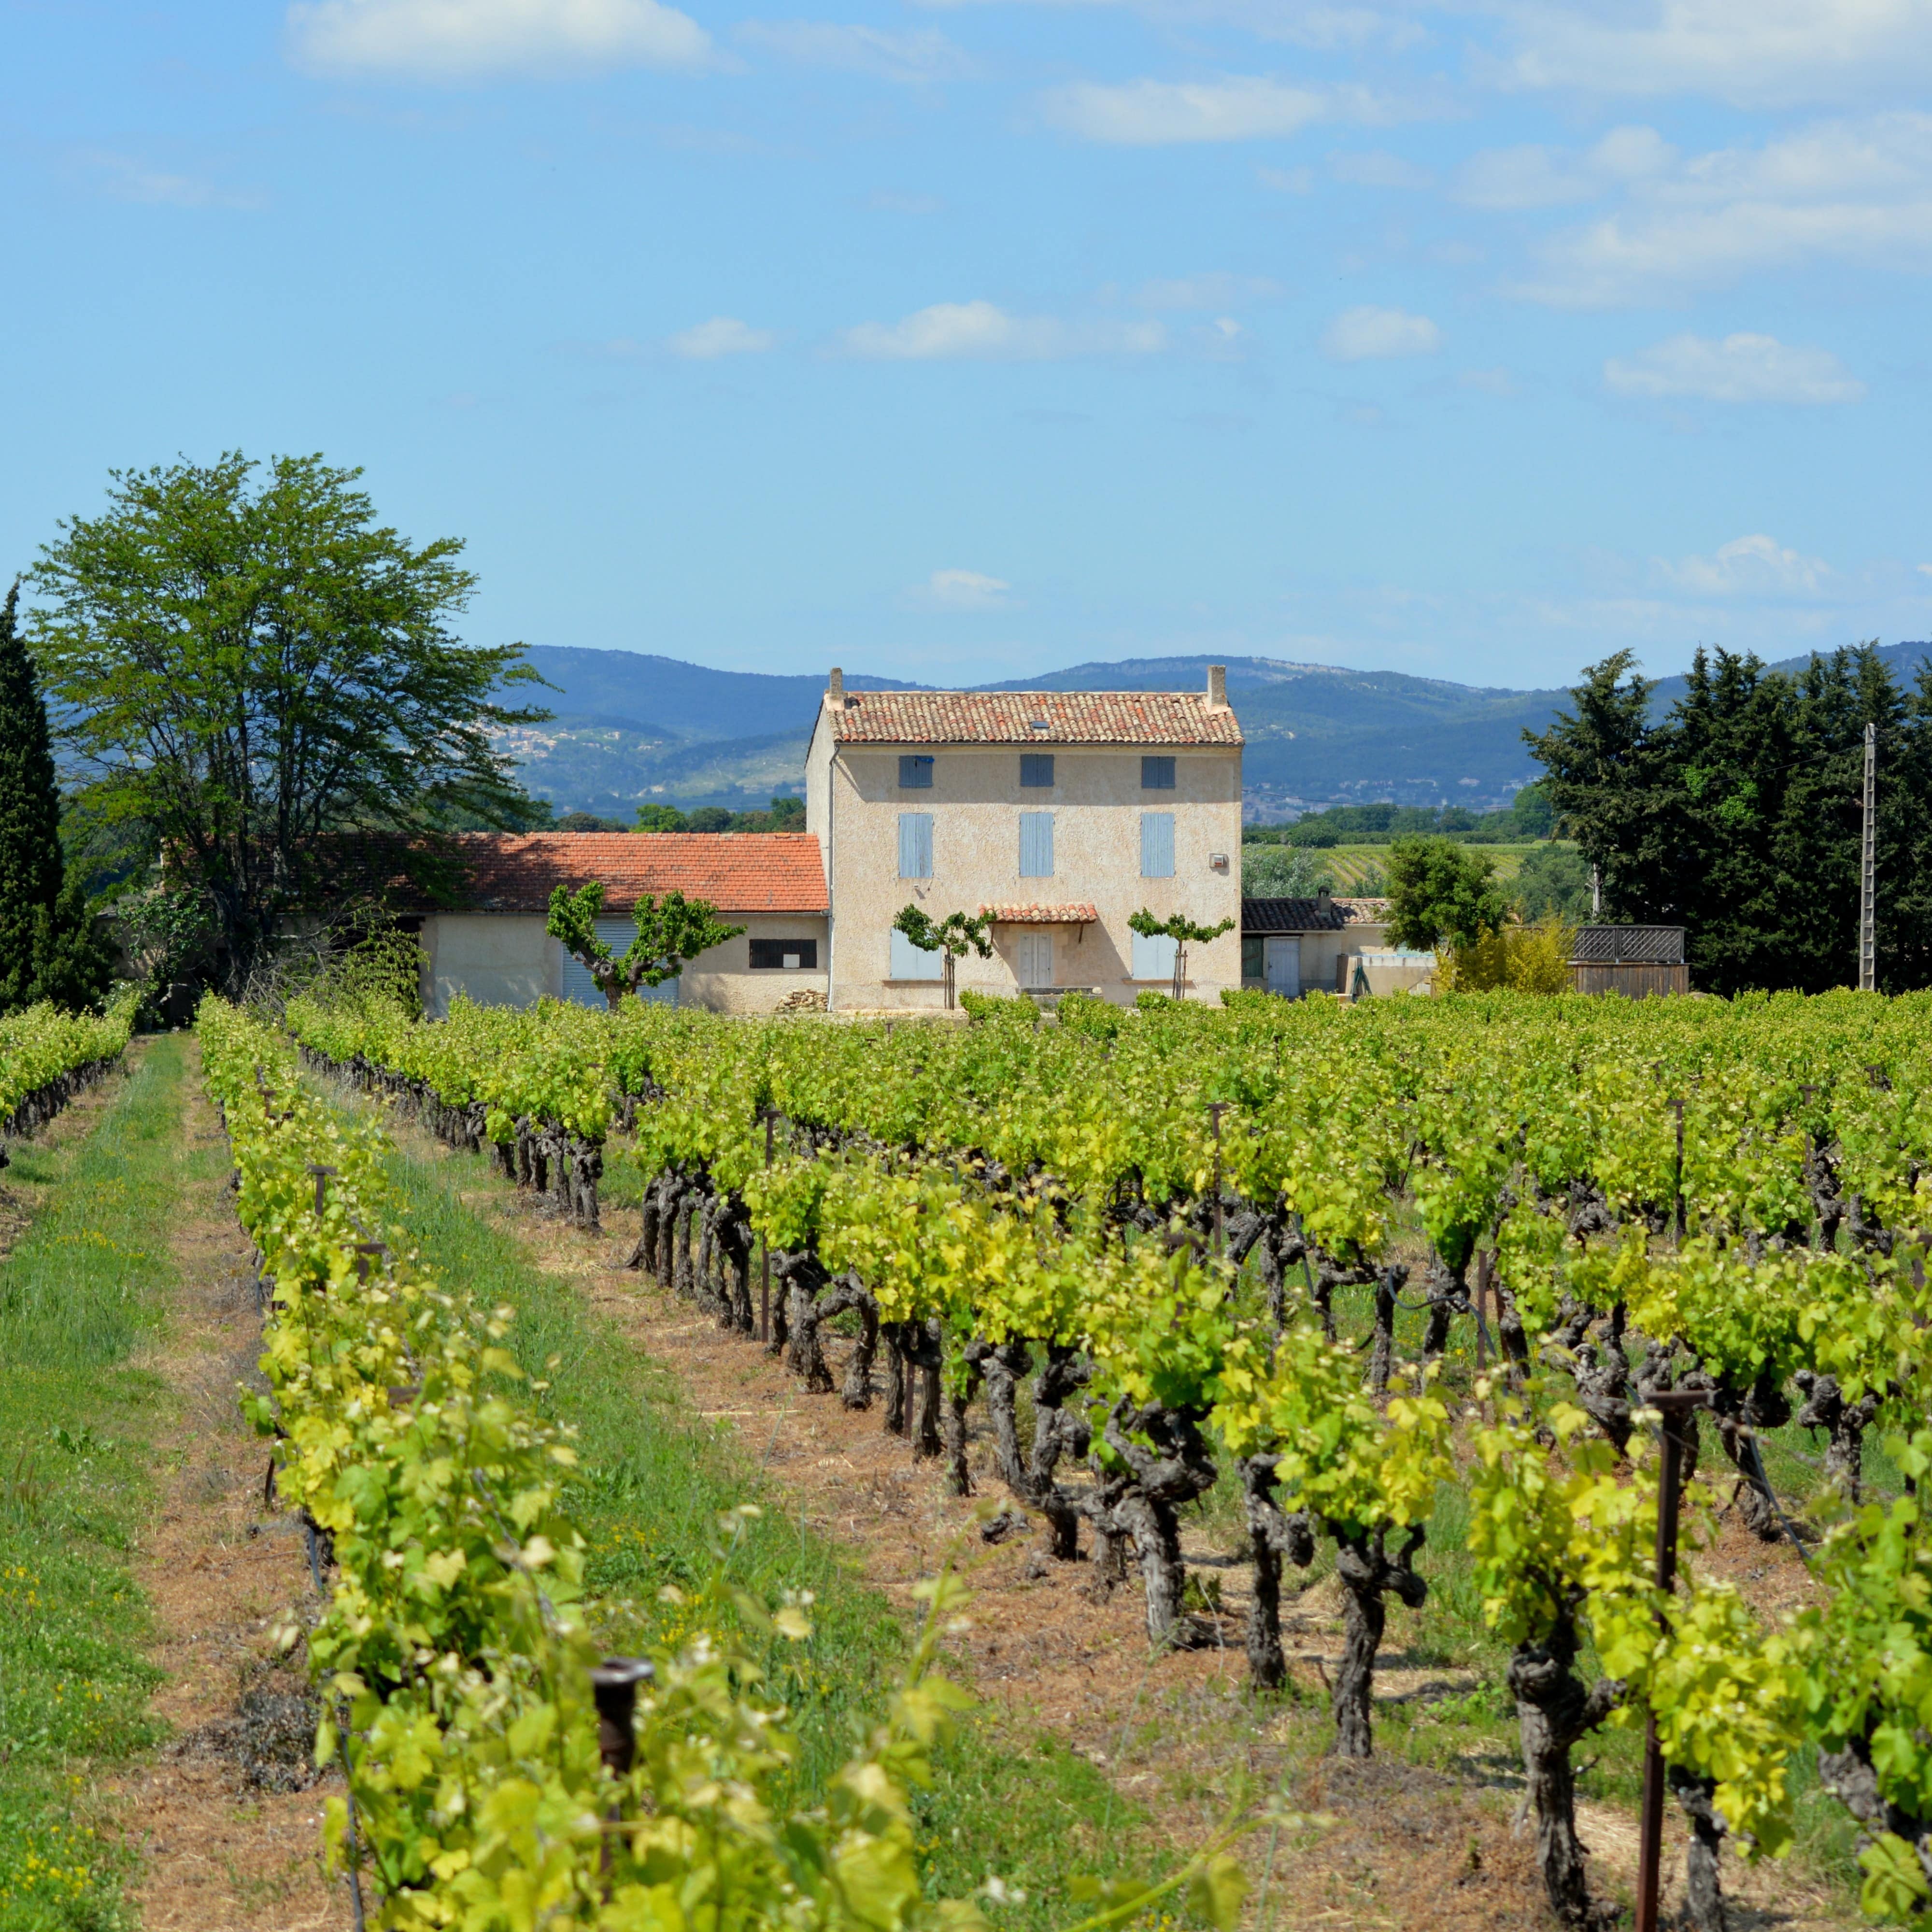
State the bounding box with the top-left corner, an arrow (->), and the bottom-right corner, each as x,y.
1101,1397 -> 1218,1650
1507,1603 -> 1621,1928
1239,1454 -> 1314,1690
1329,1523 -> 1426,1758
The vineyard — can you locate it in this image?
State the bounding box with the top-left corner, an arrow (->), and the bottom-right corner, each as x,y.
260,980 -> 1932,1931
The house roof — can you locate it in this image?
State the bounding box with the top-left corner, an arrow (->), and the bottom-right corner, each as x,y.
380,832 -> 828,916
826,689 -> 1243,748
1243,895 -> 1389,934
980,902 -> 1100,925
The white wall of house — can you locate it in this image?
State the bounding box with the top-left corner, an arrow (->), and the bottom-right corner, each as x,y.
420,914 -> 558,1017
417,911 -> 829,1017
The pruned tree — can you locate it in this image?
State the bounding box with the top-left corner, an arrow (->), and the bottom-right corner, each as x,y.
892,904 -> 993,1009
27,454 -> 548,994
547,880 -> 744,1009
1127,909 -> 1237,1001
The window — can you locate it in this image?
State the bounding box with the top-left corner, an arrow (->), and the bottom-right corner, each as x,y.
749,939 -> 818,970
899,754 -> 933,789
1131,930 -> 1178,980
1019,811 -> 1053,878
1142,755 -> 1176,790
1140,812 -> 1175,879
1020,753 -> 1055,788
897,812 -> 933,879
889,927 -> 944,980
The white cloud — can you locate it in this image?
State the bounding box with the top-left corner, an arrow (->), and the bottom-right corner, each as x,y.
1038,76 -> 1381,145
1455,126 -> 1676,210
838,299 -> 1166,359
1508,111 -> 1932,304
736,21 -> 971,82
1605,330 -> 1864,403
1657,533 -> 1833,596
1320,304 -> 1441,358
1458,366 -> 1515,395
923,568 -> 1011,610
76,150 -> 266,210
1496,0 -> 1932,109
1132,271 -> 1282,309
666,317 -> 778,358
1330,148 -> 1433,188
285,0 -> 710,80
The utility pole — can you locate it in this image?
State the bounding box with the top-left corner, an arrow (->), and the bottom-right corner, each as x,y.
1861,721 -> 1876,992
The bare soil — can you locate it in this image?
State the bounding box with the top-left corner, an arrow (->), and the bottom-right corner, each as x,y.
109,1042 -> 351,1932
371,1109 -> 1858,1932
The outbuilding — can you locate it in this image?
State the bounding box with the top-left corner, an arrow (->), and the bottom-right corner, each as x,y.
391,832 -> 829,1017
1241,891 -> 1396,997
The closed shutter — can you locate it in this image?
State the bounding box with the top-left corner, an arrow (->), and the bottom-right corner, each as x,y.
889,927 -> 944,980
1131,930 -> 1178,981
898,812 -> 934,879
1140,812 -> 1175,878
1019,811 -> 1053,878
559,922 -> 679,1009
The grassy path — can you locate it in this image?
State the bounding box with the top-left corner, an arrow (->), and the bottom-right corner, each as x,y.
0,1038 -> 348,1932
369,1105 -> 1148,1928
0,1042 -> 173,1931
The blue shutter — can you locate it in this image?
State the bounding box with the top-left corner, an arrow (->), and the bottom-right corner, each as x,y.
889,928 -> 944,980
560,920 -> 679,1009
1019,812 -> 1053,878
1131,931 -> 1178,980
898,812 -> 933,879
1140,812 -> 1175,878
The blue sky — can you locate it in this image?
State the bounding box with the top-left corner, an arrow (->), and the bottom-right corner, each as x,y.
5,0 -> 1931,693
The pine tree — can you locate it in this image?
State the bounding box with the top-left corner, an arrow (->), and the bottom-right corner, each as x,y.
0,580 -> 109,1012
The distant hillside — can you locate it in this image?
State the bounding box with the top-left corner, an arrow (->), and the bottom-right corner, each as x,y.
499,642 -> 1931,820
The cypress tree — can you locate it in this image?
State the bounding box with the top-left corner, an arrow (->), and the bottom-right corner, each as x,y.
0,579 -> 108,1012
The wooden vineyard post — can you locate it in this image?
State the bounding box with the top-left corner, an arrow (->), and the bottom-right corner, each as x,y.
1473,1246 -> 1492,1369
1670,1097 -> 1687,1242
307,1162 -> 338,1218
1207,1101 -> 1229,1258
1636,1390 -> 1705,1932
590,1656 -> 654,1881
758,1107 -> 778,1343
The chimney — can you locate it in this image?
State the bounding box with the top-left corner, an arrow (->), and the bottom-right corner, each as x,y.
1316,884 -> 1333,913
828,667 -> 844,698
1207,664 -> 1227,708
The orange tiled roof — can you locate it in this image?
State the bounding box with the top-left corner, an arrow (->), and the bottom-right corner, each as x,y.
980,902 -> 1101,925
445,833 -> 827,915
827,689 -> 1242,747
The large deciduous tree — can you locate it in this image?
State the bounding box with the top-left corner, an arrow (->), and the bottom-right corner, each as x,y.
27,454 -> 547,994
0,580 -> 113,1013
1384,836 -> 1508,953
1528,643 -> 1932,994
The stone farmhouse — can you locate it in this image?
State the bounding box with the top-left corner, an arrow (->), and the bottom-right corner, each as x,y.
399,665 -> 1393,1015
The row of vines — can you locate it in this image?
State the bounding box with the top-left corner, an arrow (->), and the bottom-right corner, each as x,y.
204,995 -> 1250,1932
283,982 -> 1932,1929
0,989 -> 137,1150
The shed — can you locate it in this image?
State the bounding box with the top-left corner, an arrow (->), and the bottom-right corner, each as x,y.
1569,925 -> 1690,999
1241,893 -> 1391,998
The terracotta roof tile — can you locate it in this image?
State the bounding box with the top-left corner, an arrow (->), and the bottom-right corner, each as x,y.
979,902 -> 1101,924
399,833 -> 827,916
828,689 -> 1242,747
1242,895 -> 1388,934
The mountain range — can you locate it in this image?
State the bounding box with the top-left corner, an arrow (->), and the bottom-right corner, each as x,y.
504,641 -> 1932,822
